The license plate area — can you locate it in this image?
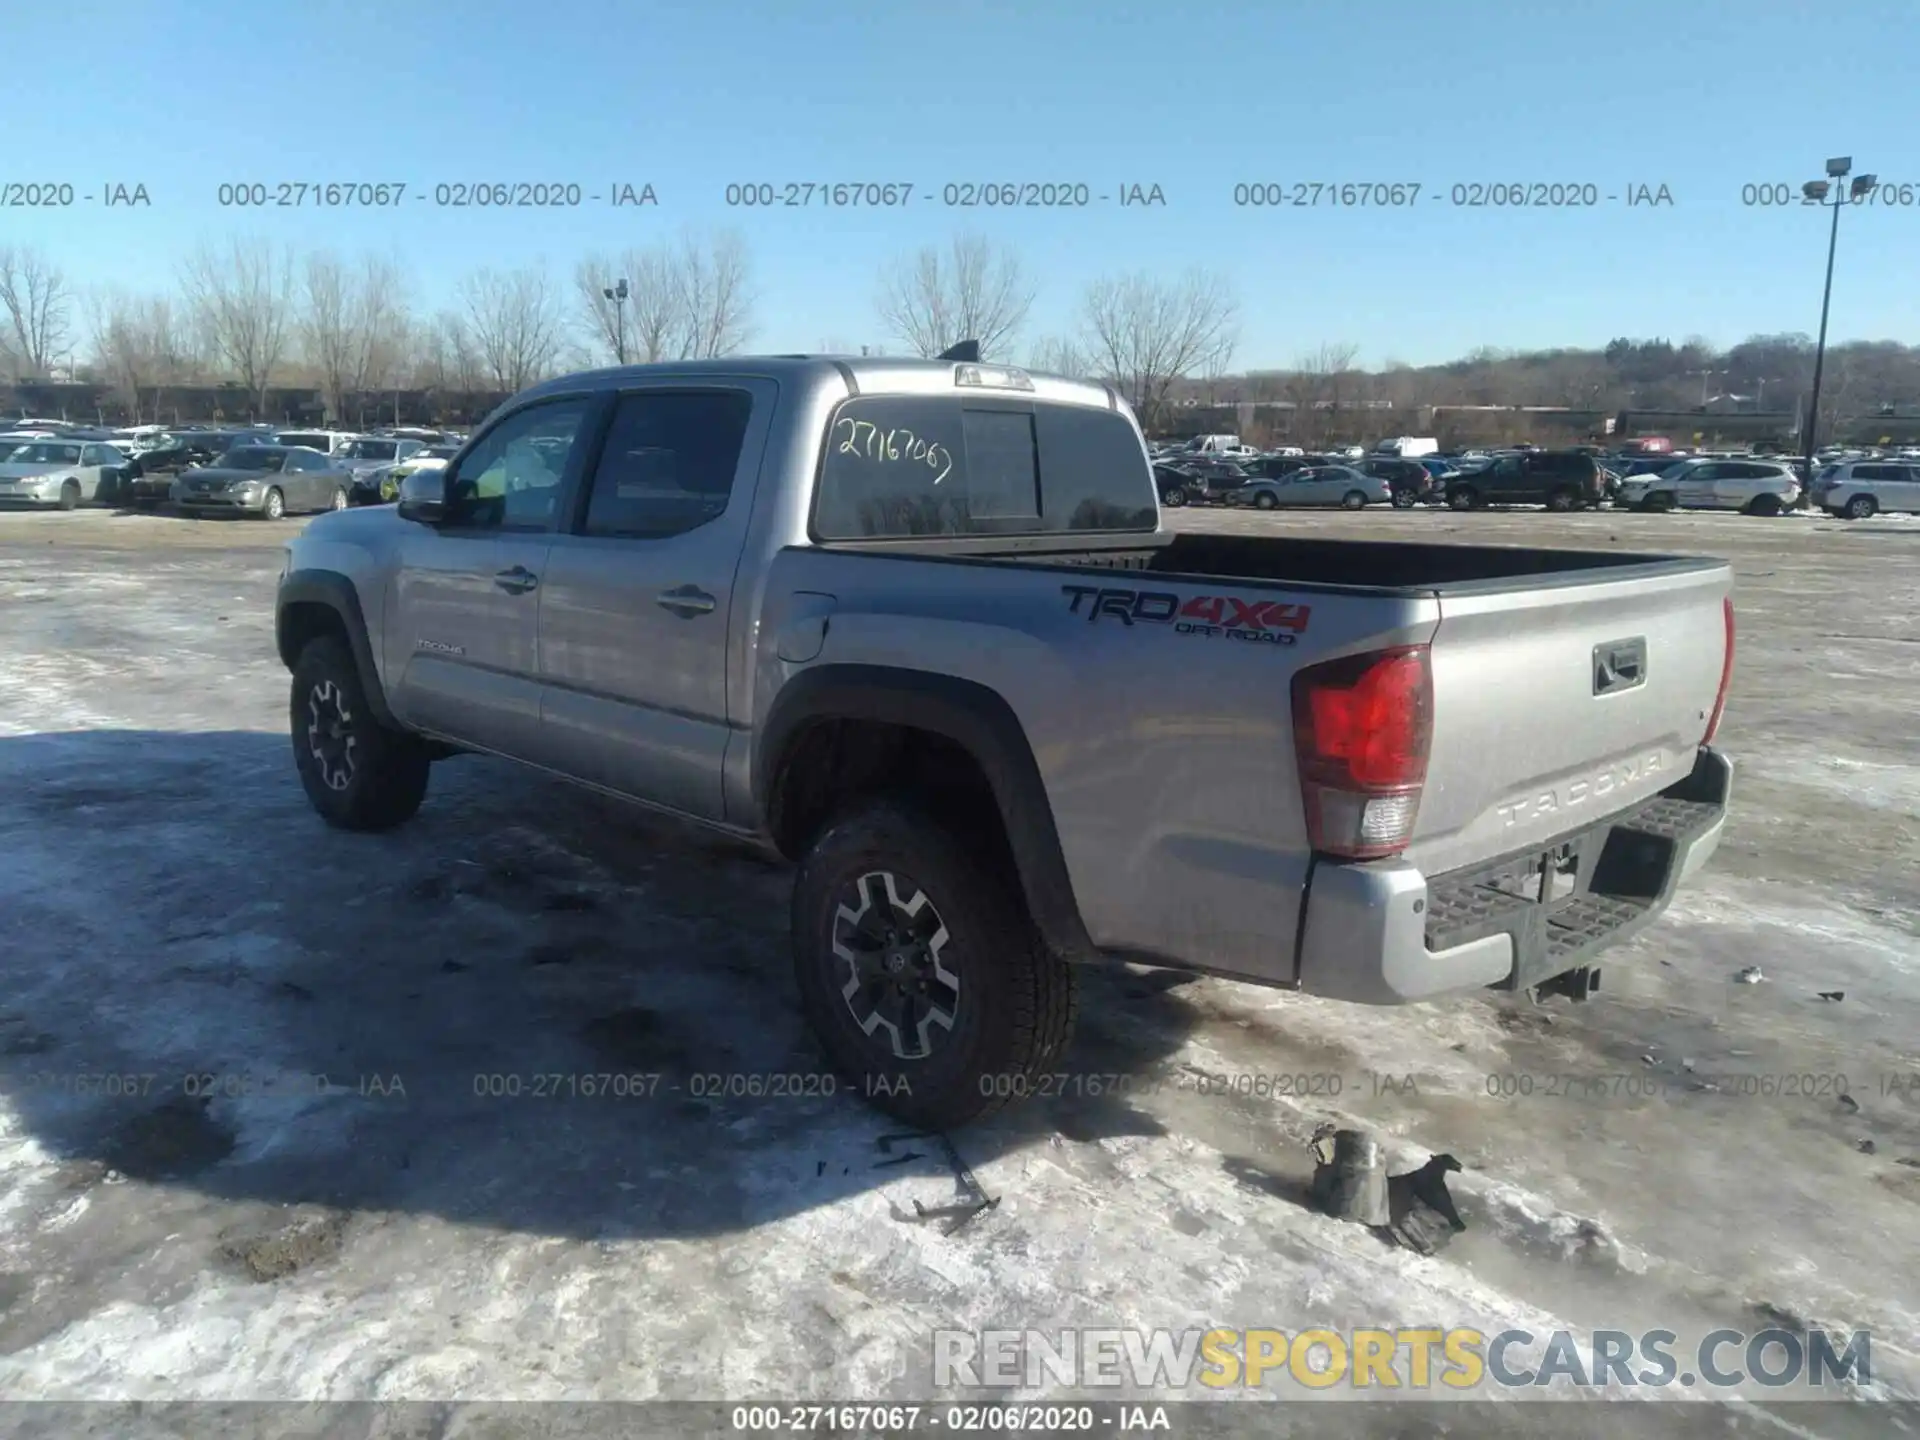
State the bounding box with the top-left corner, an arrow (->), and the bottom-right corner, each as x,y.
1478,840 -> 1583,905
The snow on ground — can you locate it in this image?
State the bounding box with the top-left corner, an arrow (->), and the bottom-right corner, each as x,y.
0,509 -> 1915,1432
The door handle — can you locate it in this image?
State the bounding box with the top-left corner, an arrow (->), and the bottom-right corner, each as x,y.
656,585 -> 716,617
494,566 -> 538,594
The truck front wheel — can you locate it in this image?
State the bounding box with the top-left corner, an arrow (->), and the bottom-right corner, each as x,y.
791,798 -> 1077,1130
290,635 -> 432,831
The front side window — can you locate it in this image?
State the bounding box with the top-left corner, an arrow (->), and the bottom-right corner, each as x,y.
446,397 -> 594,532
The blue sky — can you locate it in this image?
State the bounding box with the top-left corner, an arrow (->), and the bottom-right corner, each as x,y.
7,0 -> 1917,368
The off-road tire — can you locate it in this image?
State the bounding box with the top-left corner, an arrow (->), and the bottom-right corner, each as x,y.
290,635 -> 431,831
792,798 -> 1077,1130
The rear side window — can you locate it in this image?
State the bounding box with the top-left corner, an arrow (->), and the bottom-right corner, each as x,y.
1852,464 -> 1904,481
812,395 -> 1156,539
579,389 -> 753,539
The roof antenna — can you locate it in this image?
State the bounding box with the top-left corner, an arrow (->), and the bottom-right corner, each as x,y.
937,339 -> 981,363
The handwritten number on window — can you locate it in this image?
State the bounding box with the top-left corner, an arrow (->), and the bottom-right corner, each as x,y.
830,418 -> 954,484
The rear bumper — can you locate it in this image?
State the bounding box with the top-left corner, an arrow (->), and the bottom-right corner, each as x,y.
1294,745 -> 1731,1004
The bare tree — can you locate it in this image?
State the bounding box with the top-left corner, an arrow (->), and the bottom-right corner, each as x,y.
87,288 -> 156,420
1079,269 -> 1239,432
179,238 -> 296,418
301,252 -> 362,425
671,230 -> 755,359
1026,335 -> 1092,378
574,232 -> 754,365
575,248 -> 676,363
460,267 -> 565,392
352,257 -> 410,425
0,246 -> 73,378
877,235 -> 1035,359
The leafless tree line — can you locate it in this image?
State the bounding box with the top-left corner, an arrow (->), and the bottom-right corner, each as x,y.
2,230 -> 761,423
871,234 -> 1243,432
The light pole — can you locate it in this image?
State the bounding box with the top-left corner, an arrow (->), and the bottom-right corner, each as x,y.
1800,157 -> 1875,500
603,277 -> 630,364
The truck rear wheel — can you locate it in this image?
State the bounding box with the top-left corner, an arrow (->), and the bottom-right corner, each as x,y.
290,635 -> 431,831
1545,487 -> 1577,512
1447,487 -> 1477,511
791,798 -> 1076,1130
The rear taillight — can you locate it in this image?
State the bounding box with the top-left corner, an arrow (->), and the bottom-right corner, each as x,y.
1291,645 -> 1434,860
1702,596 -> 1735,744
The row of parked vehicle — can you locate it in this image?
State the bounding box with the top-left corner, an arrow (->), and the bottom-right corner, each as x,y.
1145,435 -> 1920,519
0,421 -> 464,517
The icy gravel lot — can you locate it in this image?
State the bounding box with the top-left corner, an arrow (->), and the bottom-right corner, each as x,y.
0,505 -> 1914,1435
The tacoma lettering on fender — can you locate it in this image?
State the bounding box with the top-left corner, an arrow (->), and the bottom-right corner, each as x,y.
275,348 -> 1735,1129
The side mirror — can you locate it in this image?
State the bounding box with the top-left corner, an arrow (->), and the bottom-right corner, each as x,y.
396,468 -> 448,524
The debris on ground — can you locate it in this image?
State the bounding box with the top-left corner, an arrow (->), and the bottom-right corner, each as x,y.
1818,990 -> 1845,1001
1308,1125 -> 1390,1226
1735,967 -> 1765,984
1385,1155 -> 1468,1256
217,1209 -> 349,1282
882,1132 -> 998,1235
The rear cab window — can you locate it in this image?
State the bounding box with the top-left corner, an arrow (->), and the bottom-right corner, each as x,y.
811,394 -> 1157,539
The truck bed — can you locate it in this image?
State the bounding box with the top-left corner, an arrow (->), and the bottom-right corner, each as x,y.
821,531 -> 1724,594
779,528 -> 1732,985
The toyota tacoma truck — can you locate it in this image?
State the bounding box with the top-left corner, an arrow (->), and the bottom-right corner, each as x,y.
274,349 -> 1736,1129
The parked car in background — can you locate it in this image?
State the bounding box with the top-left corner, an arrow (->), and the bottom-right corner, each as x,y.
172,446 -> 354,519
1371,436 -> 1440,458
1616,458 -> 1801,515
1443,450 -> 1607,511
120,431 -> 256,506
1227,464 -> 1393,510
1814,460 -> 1920,519
275,429 -> 354,456
1160,456 -> 1257,503
1171,433 -> 1257,459
1241,453 -> 1340,482
1153,462 -> 1203,507
1356,455 -> 1434,508
0,440 -> 129,509
335,435 -> 426,488
353,443 -> 463,505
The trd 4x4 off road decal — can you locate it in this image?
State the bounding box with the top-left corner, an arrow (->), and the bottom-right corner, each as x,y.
1061,585 -> 1311,646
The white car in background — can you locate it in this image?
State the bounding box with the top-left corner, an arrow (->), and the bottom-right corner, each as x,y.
0,439 -> 129,509
1616,458 -> 1802,515
1814,460 -> 1920,519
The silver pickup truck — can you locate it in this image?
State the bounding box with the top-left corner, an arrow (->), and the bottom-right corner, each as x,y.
275,352 -> 1736,1129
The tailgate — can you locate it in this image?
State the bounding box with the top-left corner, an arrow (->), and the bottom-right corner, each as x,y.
1407,560 -> 1731,877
